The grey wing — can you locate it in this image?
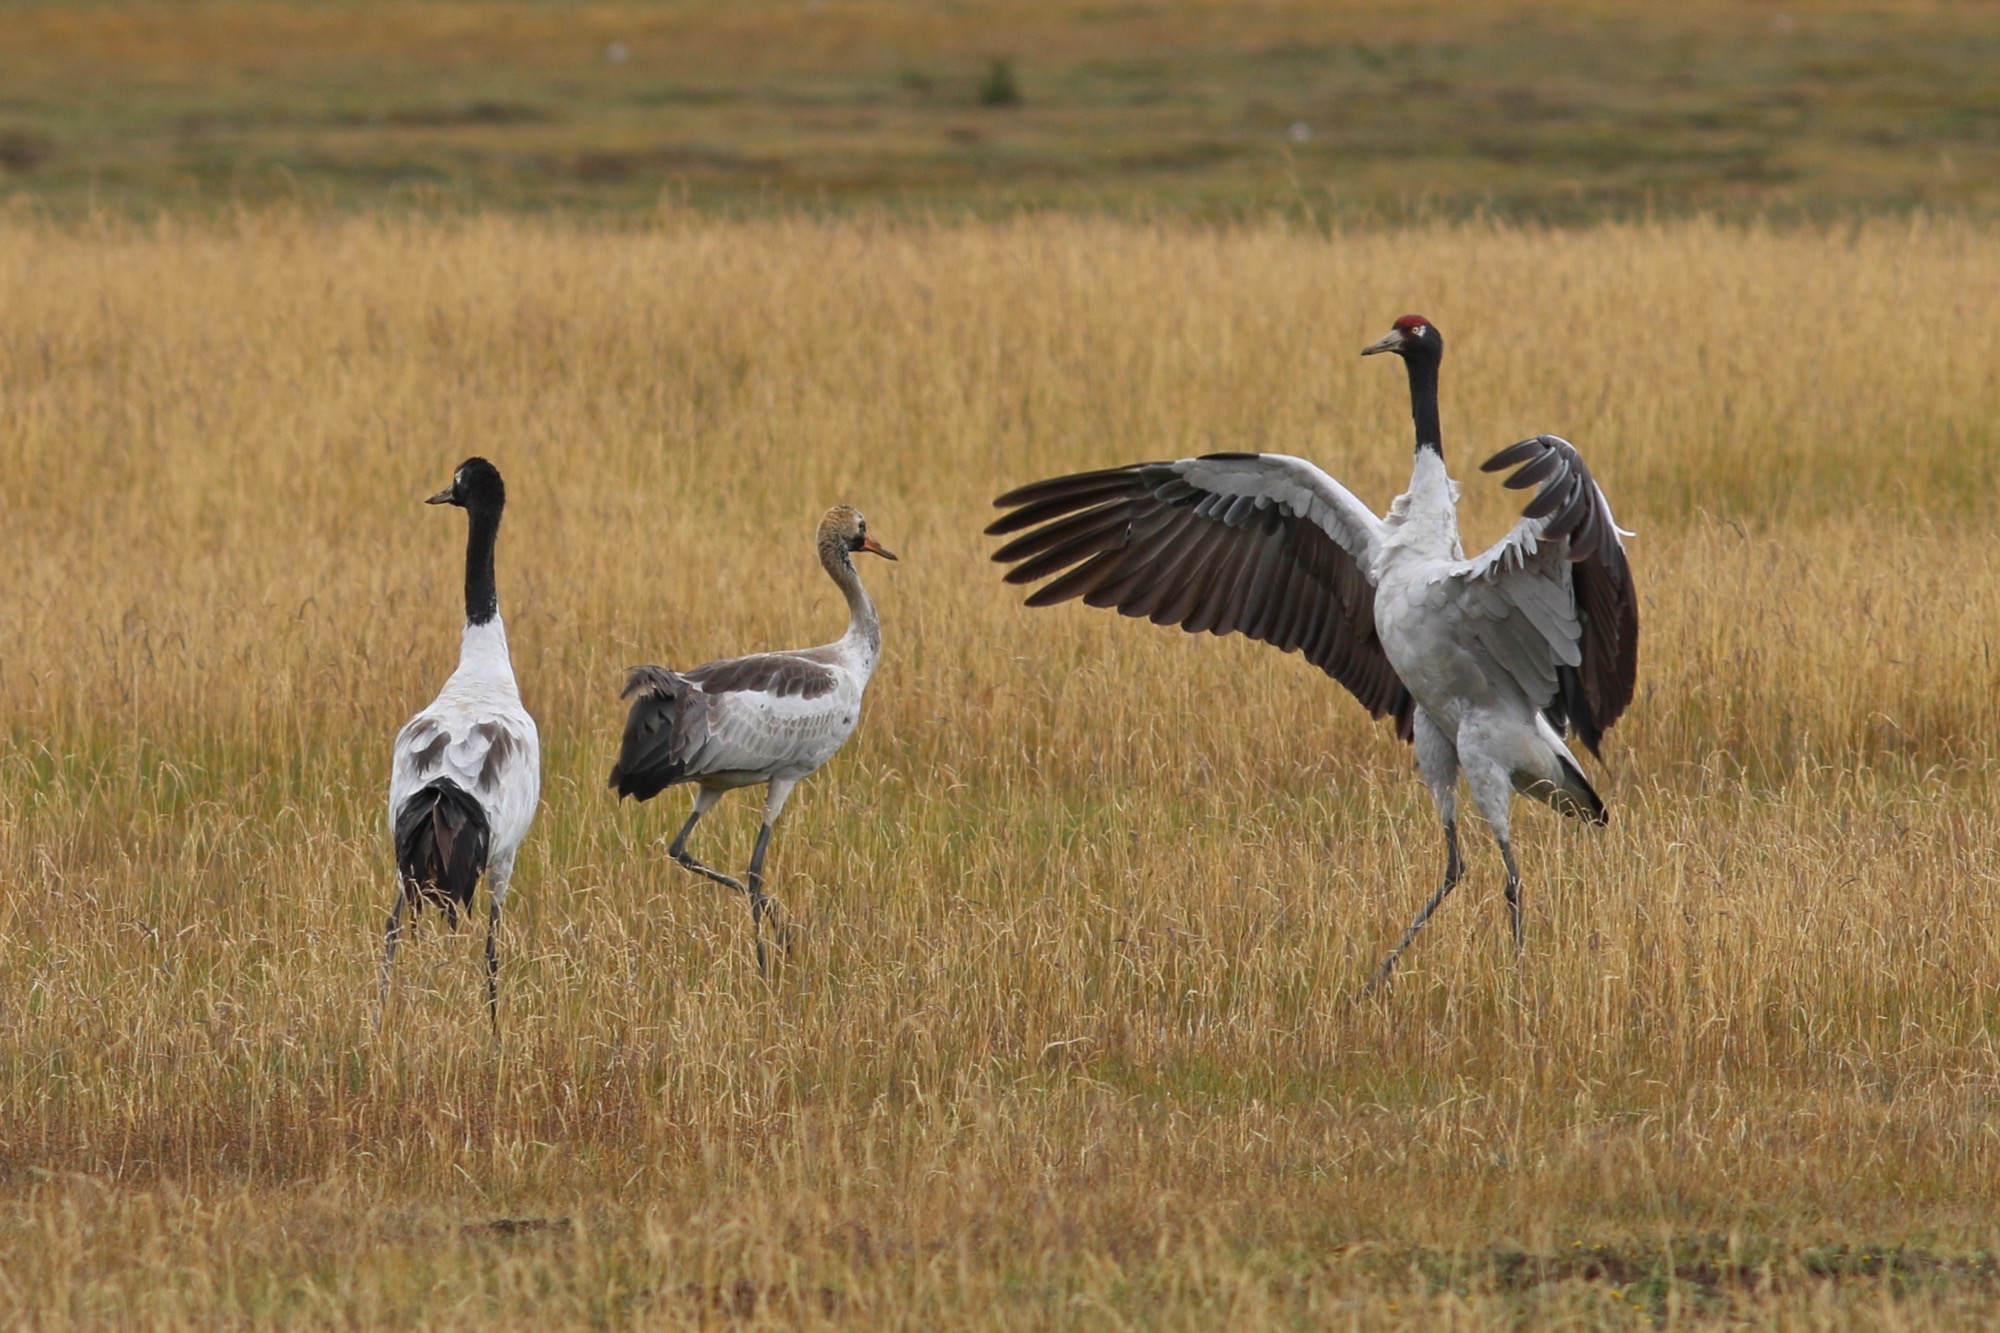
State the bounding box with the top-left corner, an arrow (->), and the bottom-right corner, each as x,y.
609,661 -> 854,800
1447,434 -> 1639,755
987,452 -> 1413,737
684,651 -> 840,701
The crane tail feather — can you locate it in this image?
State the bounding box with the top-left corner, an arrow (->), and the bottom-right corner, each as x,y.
394,778 -> 491,924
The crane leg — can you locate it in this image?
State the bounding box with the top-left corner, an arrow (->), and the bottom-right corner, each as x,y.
745,821 -> 775,977
667,788 -> 748,894
375,889 -> 407,1030
1460,751 -> 1525,955
743,778 -> 800,977
1499,837 -> 1524,954
484,898 -> 501,1033
484,860 -> 513,1036
1363,819 -> 1462,994
1363,709 -> 1462,995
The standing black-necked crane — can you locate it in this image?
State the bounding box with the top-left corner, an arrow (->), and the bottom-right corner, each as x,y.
609,504 -> 896,974
380,457 -> 542,1029
986,316 -> 1638,988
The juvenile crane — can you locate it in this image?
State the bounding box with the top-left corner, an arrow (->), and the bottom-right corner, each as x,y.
609,505 -> 896,973
987,316 -> 1638,987
380,457 -> 541,1028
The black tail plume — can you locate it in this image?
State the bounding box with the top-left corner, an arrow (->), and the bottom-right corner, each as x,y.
1552,751 -> 1609,826
609,665 -> 701,802
394,778 -> 491,925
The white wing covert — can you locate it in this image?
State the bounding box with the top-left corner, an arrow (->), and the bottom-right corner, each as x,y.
389,704 -> 541,856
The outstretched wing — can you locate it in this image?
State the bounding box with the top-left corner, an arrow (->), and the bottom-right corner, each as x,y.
1446,434 -> 1638,755
987,452 -> 1412,737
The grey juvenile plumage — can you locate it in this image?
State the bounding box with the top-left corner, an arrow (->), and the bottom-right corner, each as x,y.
610,504 -> 896,973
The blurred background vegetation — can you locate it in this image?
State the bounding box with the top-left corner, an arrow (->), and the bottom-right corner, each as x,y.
1,0 -> 1995,221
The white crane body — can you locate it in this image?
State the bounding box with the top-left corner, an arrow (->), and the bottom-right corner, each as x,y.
388,621 -> 540,906
378,458 -> 541,1028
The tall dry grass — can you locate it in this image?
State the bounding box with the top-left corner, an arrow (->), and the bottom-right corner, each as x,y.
1,212 -> 1999,1324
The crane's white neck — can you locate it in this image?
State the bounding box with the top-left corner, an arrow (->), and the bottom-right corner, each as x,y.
1380,448 -> 1463,562
818,539 -> 882,669
450,615 -> 520,690
835,557 -> 882,665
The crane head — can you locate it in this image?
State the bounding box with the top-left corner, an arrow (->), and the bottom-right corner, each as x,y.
426,457 -> 506,510
820,504 -> 899,562
1361,314 -> 1441,358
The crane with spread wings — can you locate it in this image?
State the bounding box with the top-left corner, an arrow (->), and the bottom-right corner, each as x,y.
988,316 -> 1638,988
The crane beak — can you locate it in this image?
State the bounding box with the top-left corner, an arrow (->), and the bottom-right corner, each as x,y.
1360,329 -> 1404,357
860,533 -> 899,561
425,485 -> 455,505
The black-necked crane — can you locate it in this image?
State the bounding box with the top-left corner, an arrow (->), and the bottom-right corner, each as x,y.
986,316 -> 1638,989
379,457 -> 542,1029
609,504 -> 896,973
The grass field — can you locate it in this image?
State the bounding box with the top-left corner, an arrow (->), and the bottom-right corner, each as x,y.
2,0 -> 2000,219
0,211 -> 1998,1324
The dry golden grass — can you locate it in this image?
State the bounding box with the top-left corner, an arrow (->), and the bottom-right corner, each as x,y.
2,212 -> 2000,1324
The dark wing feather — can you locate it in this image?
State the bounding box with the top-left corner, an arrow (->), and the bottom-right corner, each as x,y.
989,455 -> 1412,738
608,666 -> 708,801
1480,434 -> 1639,754
684,652 -> 838,701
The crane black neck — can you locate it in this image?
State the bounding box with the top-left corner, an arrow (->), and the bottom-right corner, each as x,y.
1402,347 -> 1444,455
462,501 -> 501,627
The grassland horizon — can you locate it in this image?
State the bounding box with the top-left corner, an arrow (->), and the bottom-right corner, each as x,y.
3,0 -> 1999,222
3,209 -> 2000,1325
